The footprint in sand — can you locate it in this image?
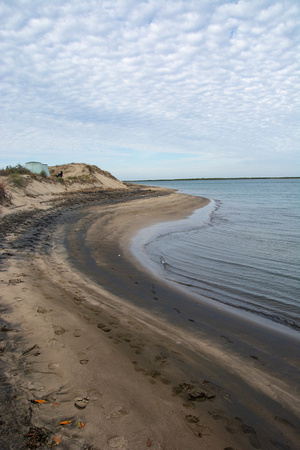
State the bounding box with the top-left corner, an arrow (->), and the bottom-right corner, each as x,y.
108,436 -> 127,448
78,352 -> 89,365
48,363 -> 59,371
132,361 -> 146,374
185,415 -> 200,424
154,352 -> 169,365
117,333 -> 132,343
211,413 -> 261,449
274,416 -> 295,429
46,338 -> 58,346
221,335 -> 234,344
74,396 -> 89,409
185,414 -> 209,438
79,358 -> 89,365
53,326 -> 66,335
129,338 -> 145,354
159,378 -> 171,385
109,316 -> 120,327
106,407 -> 128,419
150,370 -> 161,379
73,296 -> 83,305
73,329 -> 81,337
97,323 -> 111,332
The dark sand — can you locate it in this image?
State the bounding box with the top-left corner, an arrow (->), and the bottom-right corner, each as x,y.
0,186 -> 299,449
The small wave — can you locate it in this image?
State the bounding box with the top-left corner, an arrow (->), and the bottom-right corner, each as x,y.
131,179 -> 300,332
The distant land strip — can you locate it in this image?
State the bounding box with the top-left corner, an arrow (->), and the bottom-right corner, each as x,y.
126,176 -> 300,182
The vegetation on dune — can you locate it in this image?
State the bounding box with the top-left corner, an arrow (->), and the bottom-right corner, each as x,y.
1,165 -> 30,188
86,164 -> 93,174
9,172 -> 27,187
0,164 -> 50,188
66,175 -> 95,182
0,163 -> 121,195
0,164 -> 31,176
0,181 -> 11,205
49,163 -> 116,183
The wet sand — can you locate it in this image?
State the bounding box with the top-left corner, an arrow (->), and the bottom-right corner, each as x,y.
0,186 -> 299,449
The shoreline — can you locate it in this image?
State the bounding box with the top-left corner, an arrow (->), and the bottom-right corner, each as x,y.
129,201 -> 300,333
1,187 -> 299,449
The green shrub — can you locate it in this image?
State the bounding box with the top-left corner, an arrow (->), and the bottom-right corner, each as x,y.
0,164 -> 31,176
9,172 -> 26,187
86,164 -> 93,174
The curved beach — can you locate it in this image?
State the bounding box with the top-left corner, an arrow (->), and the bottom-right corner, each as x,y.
1,187 -> 299,449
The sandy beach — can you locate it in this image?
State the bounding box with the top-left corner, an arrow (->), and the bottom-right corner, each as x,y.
1,185 -> 299,449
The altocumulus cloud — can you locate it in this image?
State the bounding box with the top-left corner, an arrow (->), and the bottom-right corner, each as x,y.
0,0 -> 299,179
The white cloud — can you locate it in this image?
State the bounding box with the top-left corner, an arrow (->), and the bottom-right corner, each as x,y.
0,0 -> 299,178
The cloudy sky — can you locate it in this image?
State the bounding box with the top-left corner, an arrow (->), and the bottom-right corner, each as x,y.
0,0 -> 299,180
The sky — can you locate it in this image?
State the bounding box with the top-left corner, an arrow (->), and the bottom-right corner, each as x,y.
0,0 -> 299,180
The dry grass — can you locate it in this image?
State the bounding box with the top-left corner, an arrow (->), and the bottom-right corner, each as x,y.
0,164 -> 31,176
0,180 -> 11,205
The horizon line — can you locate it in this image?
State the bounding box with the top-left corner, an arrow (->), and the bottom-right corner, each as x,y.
124,176 -> 300,182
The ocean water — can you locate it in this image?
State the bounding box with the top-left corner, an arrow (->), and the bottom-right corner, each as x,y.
131,179 -> 300,330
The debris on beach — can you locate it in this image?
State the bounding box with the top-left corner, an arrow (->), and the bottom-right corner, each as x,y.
26,426 -> 52,448
77,420 -> 85,429
54,433 -> 62,445
59,420 -> 72,425
172,382 -> 218,403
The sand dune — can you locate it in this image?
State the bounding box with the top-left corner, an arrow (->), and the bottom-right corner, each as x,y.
0,163 -> 127,216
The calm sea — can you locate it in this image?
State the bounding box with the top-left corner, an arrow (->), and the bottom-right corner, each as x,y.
131,179 -> 300,330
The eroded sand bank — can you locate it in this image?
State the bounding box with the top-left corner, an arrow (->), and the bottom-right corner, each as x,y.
0,187 -> 299,449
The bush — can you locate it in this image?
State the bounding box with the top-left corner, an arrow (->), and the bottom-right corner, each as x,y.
0,164 -> 31,176
86,164 -> 93,174
9,172 -> 26,187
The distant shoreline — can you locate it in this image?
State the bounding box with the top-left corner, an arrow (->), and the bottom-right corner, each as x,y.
126,176 -> 300,182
